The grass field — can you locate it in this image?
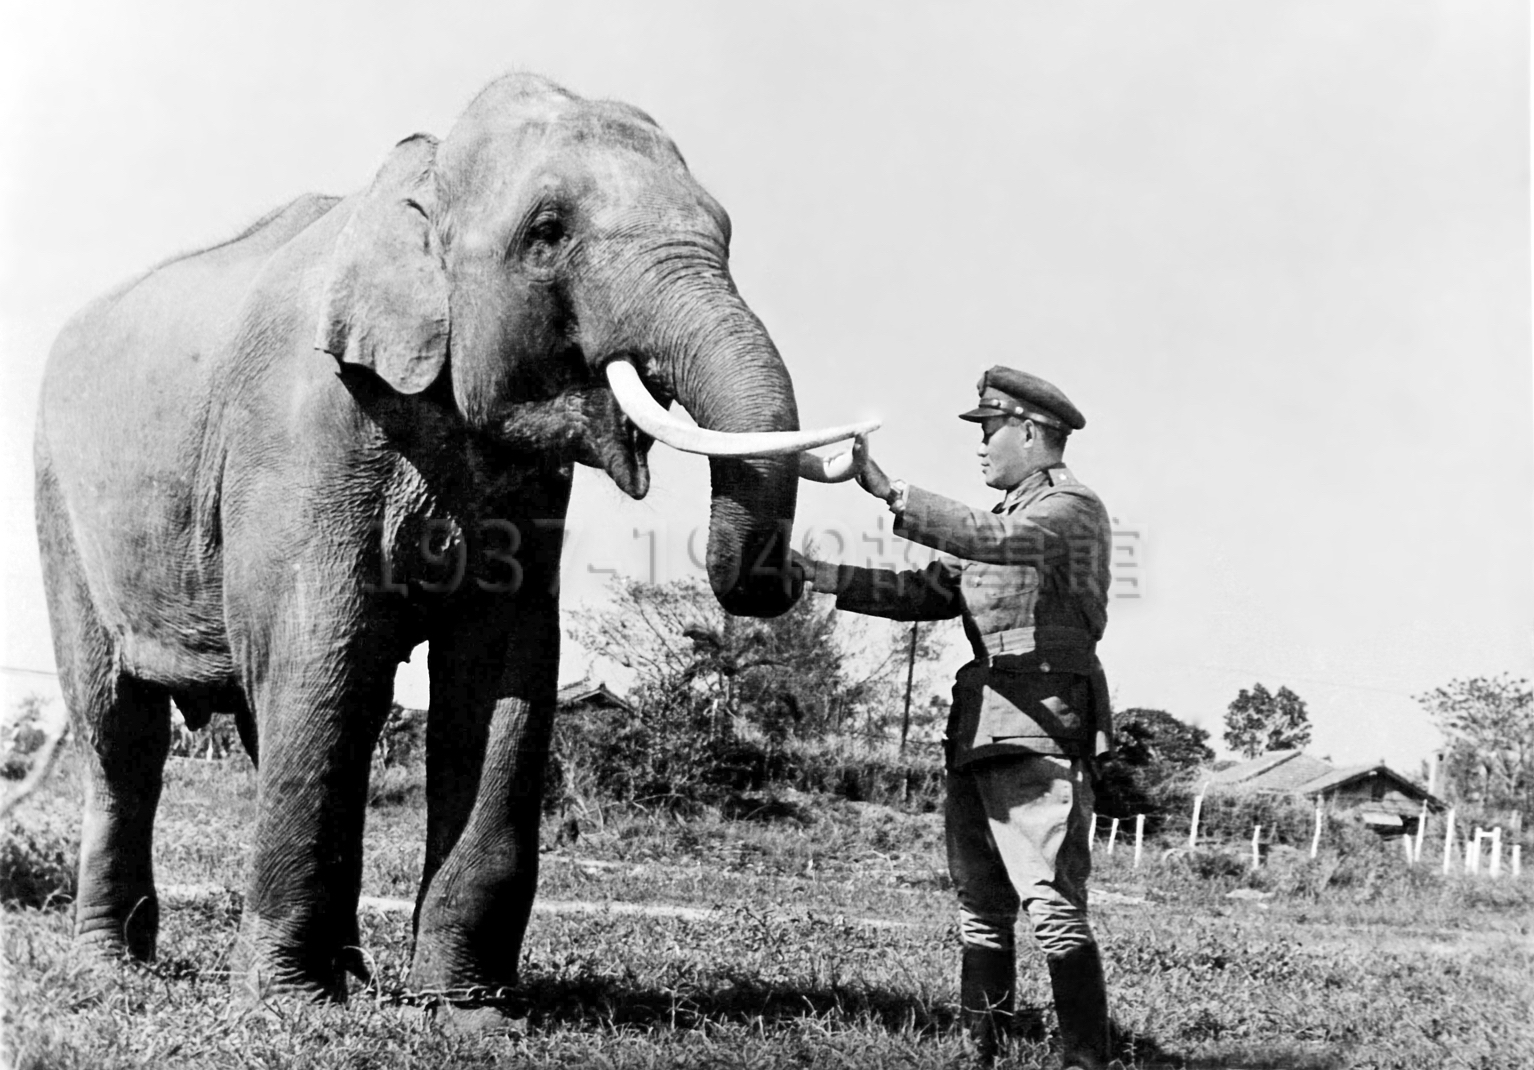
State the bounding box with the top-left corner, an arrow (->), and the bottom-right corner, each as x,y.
4,752 -> 1533,1069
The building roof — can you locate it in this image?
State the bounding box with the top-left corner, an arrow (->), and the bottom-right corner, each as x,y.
1207,750 -> 1335,792
1296,764 -> 1443,812
1295,764 -> 1376,796
555,678 -> 634,714
1206,751 -> 1443,812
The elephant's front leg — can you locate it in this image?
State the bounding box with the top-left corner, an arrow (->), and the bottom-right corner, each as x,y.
409,590 -> 558,1009
231,636 -> 393,1003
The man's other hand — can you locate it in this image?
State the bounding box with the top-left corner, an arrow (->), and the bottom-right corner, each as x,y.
853,434 -> 892,501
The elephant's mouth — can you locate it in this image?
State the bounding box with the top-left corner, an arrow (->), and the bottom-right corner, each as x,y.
587,405 -> 652,500
484,356 -> 872,501
484,385 -> 652,499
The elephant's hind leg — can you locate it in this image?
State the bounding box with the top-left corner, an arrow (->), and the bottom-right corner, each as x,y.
71,675 -> 172,960
37,465 -> 171,960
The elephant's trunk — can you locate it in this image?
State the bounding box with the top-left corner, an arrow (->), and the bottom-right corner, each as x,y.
665,283 -> 803,618
590,271 -> 804,617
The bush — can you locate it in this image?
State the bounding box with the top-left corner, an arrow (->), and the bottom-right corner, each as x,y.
1,725 -> 52,781
719,791 -> 816,824
2,696 -> 65,782
1120,775 -> 1199,838
547,697 -> 721,811
550,700 -> 946,814
375,704 -> 427,768
1192,789 -> 1323,846
776,737 -> 945,811
1168,847 -> 1249,881
1,807 -> 77,908
167,710 -> 242,760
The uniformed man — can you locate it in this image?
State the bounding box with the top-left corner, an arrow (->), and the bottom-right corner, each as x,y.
793,367 -> 1116,1069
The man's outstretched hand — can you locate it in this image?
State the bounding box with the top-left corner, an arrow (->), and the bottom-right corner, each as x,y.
790,549 -> 817,593
853,434 -> 892,502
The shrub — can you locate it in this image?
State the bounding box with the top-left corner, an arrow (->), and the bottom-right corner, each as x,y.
550,699 -> 947,815
1165,846 -> 1248,881
1,725 -> 51,781
375,704 -> 427,768
719,791 -> 816,824
547,695 -> 718,810
1194,789 -> 1324,846
167,710 -> 242,760
1,806 -> 77,908
2,695 -> 64,782
776,737 -> 945,811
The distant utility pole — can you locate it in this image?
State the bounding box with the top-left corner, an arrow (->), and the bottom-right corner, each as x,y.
900,622 -> 919,754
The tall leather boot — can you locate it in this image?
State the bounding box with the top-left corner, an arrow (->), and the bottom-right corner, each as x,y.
1047,943 -> 1113,1070
960,945 -> 1015,1065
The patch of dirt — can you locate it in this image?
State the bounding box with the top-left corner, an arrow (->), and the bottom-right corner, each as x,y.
162,882 -> 914,929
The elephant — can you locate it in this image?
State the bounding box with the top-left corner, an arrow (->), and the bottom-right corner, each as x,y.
33,73 -> 872,1015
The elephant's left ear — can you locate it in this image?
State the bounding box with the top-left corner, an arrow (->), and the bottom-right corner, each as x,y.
315,134 -> 449,395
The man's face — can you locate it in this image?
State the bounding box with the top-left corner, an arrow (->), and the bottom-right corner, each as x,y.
976,416 -> 1033,490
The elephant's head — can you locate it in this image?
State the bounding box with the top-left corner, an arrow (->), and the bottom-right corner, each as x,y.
315,74 -> 870,616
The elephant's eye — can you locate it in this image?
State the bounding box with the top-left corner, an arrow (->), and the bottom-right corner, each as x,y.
526,216 -> 566,248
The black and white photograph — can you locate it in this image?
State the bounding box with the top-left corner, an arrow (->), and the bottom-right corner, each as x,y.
2,3 -> 1530,1067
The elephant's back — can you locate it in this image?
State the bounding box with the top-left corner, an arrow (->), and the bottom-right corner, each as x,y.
35,193 -> 345,685
49,193 -> 342,369
44,192 -> 342,400
40,193 -> 337,492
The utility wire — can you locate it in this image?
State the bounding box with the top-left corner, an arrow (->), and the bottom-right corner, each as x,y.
1130,660 -> 1422,699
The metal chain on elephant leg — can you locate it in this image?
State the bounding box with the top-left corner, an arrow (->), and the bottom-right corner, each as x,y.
362,979 -> 522,1012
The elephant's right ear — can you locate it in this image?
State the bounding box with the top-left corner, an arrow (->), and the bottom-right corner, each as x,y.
315,134 -> 449,395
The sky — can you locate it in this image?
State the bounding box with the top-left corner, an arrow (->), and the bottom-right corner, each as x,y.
2,1 -> 1529,773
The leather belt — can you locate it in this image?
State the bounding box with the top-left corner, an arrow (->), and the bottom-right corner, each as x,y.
979,626 -> 1097,658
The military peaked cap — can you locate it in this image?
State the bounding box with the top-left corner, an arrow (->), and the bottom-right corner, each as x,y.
957,366 -> 1086,431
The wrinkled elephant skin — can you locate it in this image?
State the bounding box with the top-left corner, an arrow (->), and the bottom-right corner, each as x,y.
33,74 -> 807,1013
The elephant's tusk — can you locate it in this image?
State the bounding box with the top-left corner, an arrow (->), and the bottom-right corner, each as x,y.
605,360 -> 879,458
797,449 -> 858,482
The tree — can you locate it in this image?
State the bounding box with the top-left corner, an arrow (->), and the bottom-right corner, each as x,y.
1114,708 -> 1215,773
1223,683 -> 1311,759
1265,687 -> 1312,754
565,577 -> 959,804
1416,675 -> 1534,815
570,578 -> 862,738
1094,707 -> 1213,815
571,577 -> 952,741
859,619 -> 953,747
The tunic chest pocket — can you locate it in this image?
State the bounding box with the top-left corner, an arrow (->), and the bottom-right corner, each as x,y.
962,563 -> 1040,631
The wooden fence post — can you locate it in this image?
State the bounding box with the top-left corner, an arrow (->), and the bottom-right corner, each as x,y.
1134,814 -> 1145,869
1089,811 -> 1097,850
1442,808 -> 1456,875
1468,828 -> 1482,875
1490,828 -> 1502,878
1412,801 -> 1428,863
1107,817 -> 1120,856
1310,803 -> 1323,860
1514,844 -> 1523,879
1188,791 -> 1204,850
1251,825 -> 1261,869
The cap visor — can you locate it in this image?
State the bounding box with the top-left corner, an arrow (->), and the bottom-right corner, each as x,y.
956,406 -> 993,422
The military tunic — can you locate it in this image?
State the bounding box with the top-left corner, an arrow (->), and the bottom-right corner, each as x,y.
809,462 -> 1114,962
809,463 -> 1114,767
